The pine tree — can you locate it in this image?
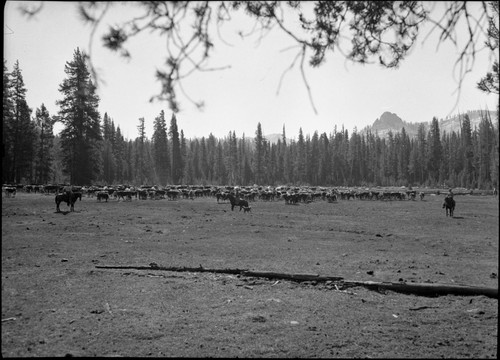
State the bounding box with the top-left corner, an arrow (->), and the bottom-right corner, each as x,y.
477,111 -> 495,188
3,60 -> 15,182
114,126 -> 125,183
56,48 -> 102,185
319,132 -> 330,185
34,104 -> 55,184
184,140 -> 195,185
152,110 -> 169,185
5,60 -> 35,184
309,131 -> 320,185
215,141 -> 226,185
427,117 -> 442,185
396,128 -> 410,185
227,131 -> 238,185
460,114 -> 474,188
180,130 -> 186,184
348,130 -> 361,185
135,117 -> 147,185
169,113 -> 182,184
416,123 -> 427,184
296,128 -> 306,184
102,113 -> 116,184
254,123 -> 265,185
199,137 -> 209,181
207,134 -> 217,183
491,110 -> 499,189
125,139 -> 134,184
192,139 -> 202,182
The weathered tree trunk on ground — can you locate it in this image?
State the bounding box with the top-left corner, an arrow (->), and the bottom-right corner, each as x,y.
95,265 -> 498,299
95,265 -> 343,282
342,280 -> 498,299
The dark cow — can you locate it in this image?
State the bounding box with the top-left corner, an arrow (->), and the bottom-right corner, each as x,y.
216,191 -> 229,203
97,191 -> 109,202
166,189 -> 181,200
55,192 -> 80,212
227,194 -> 249,211
137,189 -> 148,200
4,186 -> 17,198
283,192 -> 299,204
326,192 -> 337,202
407,190 -> 417,200
43,184 -> 61,194
442,196 -> 455,217
116,190 -> 134,201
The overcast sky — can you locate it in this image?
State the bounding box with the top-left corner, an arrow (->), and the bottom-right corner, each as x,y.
4,1 -> 498,140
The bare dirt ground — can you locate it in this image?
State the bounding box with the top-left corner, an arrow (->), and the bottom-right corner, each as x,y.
2,191 -> 498,358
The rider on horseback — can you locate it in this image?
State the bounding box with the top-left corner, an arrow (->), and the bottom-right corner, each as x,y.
63,185 -> 73,206
447,188 -> 454,199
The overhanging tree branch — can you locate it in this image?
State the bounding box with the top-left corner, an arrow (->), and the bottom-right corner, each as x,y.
16,1 -> 497,116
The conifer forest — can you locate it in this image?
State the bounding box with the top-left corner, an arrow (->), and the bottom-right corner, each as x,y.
3,49 -> 499,190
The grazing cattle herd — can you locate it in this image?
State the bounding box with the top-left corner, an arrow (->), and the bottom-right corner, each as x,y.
1,182 -> 496,216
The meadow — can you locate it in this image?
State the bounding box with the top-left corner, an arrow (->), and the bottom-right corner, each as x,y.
2,190 -> 498,357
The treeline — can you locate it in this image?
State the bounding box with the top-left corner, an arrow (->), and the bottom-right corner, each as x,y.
3,50 -> 499,189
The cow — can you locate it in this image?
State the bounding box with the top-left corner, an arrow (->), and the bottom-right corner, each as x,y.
407,190 -> 417,200
116,190 -> 134,201
442,196 -> 455,217
419,192 -> 425,201
227,193 -> 249,211
137,189 -> 148,200
283,192 -> 299,204
43,184 -> 61,194
55,192 -> 80,212
166,189 -> 181,200
4,186 -> 17,198
326,192 -> 337,202
216,191 -> 229,203
154,189 -> 166,199
97,191 -> 109,202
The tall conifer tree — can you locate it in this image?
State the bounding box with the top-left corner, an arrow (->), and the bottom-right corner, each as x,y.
57,48 -> 102,185
5,60 -> 35,183
169,113 -> 182,184
3,61 -> 15,182
152,110 -> 169,185
34,104 -> 55,184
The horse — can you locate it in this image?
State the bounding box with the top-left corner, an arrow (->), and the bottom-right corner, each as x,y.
442,196 -> 455,217
55,191 -> 80,212
227,193 -> 249,211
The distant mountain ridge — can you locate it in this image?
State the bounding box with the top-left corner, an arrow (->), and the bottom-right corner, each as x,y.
363,110 -> 497,138
264,110 -> 497,143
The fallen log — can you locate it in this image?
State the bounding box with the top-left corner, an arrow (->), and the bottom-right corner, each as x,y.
95,265 -> 343,282
341,280 -> 498,299
241,270 -> 343,282
94,265 -> 497,298
95,264 -> 246,275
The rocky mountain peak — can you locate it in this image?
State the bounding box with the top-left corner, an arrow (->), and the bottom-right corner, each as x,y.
372,112 -> 405,131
